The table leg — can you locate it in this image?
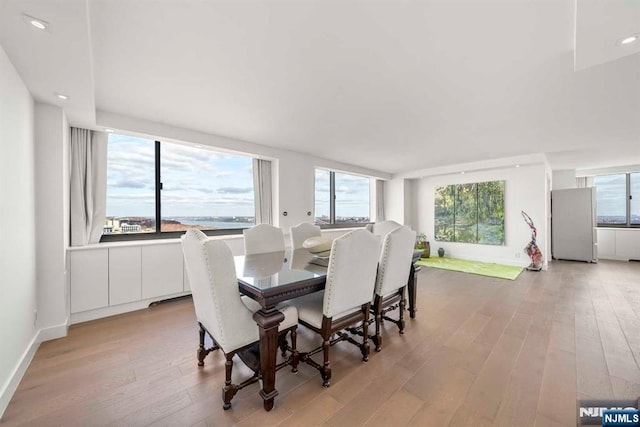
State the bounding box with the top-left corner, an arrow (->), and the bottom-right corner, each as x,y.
407,264 -> 417,319
253,308 -> 285,411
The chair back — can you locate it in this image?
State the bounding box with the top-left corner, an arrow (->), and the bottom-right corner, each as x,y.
369,220 -> 402,237
290,222 -> 322,249
323,229 -> 381,318
375,226 -> 417,297
181,230 -> 258,353
243,223 -> 285,255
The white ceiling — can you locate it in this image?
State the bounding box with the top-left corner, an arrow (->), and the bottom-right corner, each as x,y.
1,0 -> 639,175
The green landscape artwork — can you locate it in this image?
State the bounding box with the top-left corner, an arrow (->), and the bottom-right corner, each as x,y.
434,180 -> 505,245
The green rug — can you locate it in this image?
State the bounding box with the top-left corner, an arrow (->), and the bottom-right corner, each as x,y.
415,257 -> 523,280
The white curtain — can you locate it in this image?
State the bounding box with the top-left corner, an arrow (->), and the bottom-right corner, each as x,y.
70,128 -> 108,246
252,158 -> 273,225
576,176 -> 593,188
375,179 -> 385,222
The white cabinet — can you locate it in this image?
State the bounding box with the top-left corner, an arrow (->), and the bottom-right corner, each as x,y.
70,249 -> 109,313
597,229 -> 616,258
109,246 -> 142,305
183,262 -> 191,292
141,244 -> 184,299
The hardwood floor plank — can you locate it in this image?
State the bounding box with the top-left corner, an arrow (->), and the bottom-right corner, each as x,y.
3,260 -> 640,426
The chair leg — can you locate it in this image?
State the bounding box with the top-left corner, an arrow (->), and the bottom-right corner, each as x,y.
361,304 -> 370,362
373,295 -> 383,352
321,338 -> 331,387
290,327 -> 299,373
222,353 -> 237,410
197,324 -> 207,367
398,291 -> 406,335
279,334 -> 288,357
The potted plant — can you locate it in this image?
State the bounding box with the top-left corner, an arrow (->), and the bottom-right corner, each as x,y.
415,233 -> 430,258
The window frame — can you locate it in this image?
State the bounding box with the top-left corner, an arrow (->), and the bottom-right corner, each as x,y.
101,139 -> 253,242
314,169 -> 372,229
594,172 -> 640,228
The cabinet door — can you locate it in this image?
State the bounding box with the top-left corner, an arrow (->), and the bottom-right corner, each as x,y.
70,249 -> 109,313
183,261 -> 191,292
109,246 -> 142,305
141,244 -> 184,299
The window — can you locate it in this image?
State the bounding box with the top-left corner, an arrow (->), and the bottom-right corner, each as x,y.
104,133 -> 255,240
434,180 -> 505,245
314,169 -> 370,226
594,172 -> 640,227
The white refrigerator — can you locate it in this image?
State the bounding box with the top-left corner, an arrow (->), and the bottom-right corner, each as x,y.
551,188 -> 598,262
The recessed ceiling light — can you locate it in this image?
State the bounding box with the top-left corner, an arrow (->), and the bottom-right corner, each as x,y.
620,35 -> 638,45
515,164 -> 521,168
23,14 -> 48,30
55,93 -> 69,100
460,171 -> 465,175
104,128 -> 114,133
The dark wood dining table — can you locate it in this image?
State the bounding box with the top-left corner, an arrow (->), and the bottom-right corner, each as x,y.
234,248 -> 418,411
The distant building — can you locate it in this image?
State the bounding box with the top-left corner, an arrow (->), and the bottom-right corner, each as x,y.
120,223 -> 141,233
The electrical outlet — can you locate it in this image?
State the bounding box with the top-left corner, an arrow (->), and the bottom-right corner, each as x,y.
515,252 -> 520,258
33,310 -> 38,326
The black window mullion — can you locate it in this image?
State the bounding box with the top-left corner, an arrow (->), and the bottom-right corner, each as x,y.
627,173 -> 631,227
330,172 -> 336,224
155,141 -> 161,234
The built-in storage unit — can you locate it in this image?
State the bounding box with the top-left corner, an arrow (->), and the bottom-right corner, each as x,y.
108,246 -> 142,305
68,241 -> 191,324
596,228 -> 640,260
141,244 -> 184,299
70,248 -> 109,313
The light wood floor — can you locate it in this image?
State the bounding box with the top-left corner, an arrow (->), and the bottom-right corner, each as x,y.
3,260 -> 640,426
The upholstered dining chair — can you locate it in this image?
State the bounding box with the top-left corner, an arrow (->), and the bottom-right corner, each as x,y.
290,222 -> 321,249
181,230 -> 299,409
290,229 -> 381,387
370,225 -> 416,352
243,223 -> 285,255
365,220 -> 402,237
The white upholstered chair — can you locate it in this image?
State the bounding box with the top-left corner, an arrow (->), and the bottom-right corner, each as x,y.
243,223 -> 285,255
290,222 -> 321,249
366,220 -> 402,237
371,225 -> 416,351
181,230 -> 298,409
290,229 -> 381,387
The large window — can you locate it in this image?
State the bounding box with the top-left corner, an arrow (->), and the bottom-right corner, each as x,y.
594,172 -> 639,227
104,133 -> 255,239
314,169 -> 370,226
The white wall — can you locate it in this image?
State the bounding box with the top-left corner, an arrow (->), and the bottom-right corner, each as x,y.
34,103 -> 70,341
96,110 -> 390,233
0,46 -> 38,418
412,164 -> 548,267
384,178 -> 415,227
552,169 -> 576,189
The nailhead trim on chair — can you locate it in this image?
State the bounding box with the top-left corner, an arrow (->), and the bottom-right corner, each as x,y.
193,231 -> 229,350
375,234 -> 392,295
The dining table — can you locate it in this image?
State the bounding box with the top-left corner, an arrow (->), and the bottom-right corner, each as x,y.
234,248 -> 418,411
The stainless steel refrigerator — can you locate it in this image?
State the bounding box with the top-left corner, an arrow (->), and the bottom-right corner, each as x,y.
551,188 -> 598,262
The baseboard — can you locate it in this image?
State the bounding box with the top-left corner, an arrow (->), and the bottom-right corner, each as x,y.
0,330 -> 41,420
70,291 -> 190,325
38,322 -> 68,342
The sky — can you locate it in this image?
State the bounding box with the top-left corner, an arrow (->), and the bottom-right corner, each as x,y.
594,173 -> 640,219
106,134 -> 254,218
314,169 -> 370,219
107,134 -> 371,219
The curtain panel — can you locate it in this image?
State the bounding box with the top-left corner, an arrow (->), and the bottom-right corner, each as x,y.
70,128 -> 108,246
252,158 -> 273,225
375,179 -> 385,222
